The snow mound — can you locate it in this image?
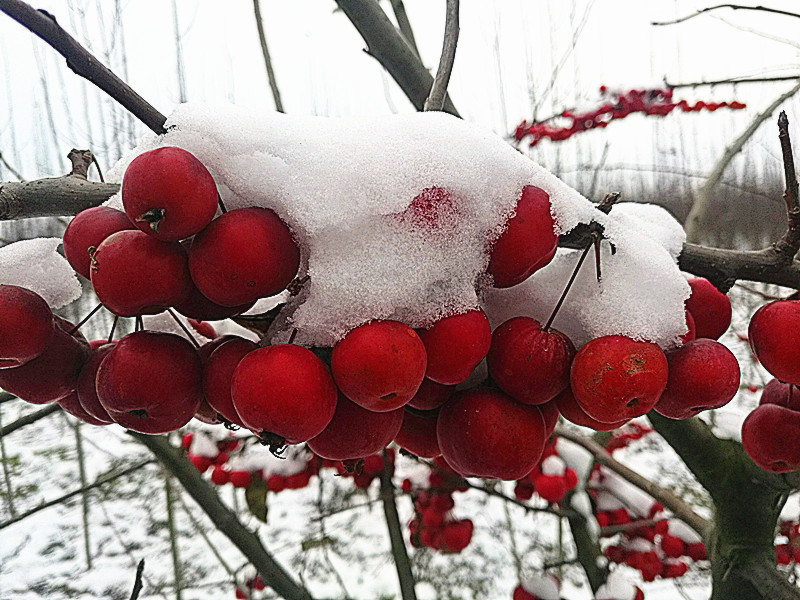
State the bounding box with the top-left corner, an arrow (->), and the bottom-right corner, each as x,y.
0,238 -> 81,309
100,104 -> 688,347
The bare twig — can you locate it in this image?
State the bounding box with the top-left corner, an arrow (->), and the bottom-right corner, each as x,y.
253,0 -> 284,113
653,4 -> 800,27
0,152 -> 24,181
0,460 -> 153,530
334,0 -> 459,116
665,74 -> 800,89
129,559 -> 145,600
600,517 -> 667,537
0,403 -> 61,438
379,452 -> 417,600
0,0 -> 167,134
423,0 -> 459,112
388,0 -> 419,56
553,426 -> 710,536
776,111 -> 800,257
0,405 -> 17,517
163,470 -> 183,600
72,420 -> 93,570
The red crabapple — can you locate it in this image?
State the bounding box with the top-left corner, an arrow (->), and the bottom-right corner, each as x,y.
488,186 -> 558,288
203,337 -> 257,427
685,277 -> 731,340
407,379 -> 454,411
436,388 -> 547,480
0,284 -> 54,369
749,300 -> 800,385
75,343 -> 116,423
173,282 -> 255,321
90,230 -> 192,317
194,399 -> 223,424
307,394 -> 403,460
570,335 -> 668,423
681,309 -> 696,344
331,320 -> 427,412
231,344 -> 337,444
554,388 -> 628,431
58,392 -> 111,426
63,207 -> 135,278
122,147 -> 219,241
654,339 -> 740,419
188,208 -> 300,307
393,409 -> 441,458
742,404 -> 800,472
96,331 -> 202,434
759,379 -> 800,411
539,399 -> 560,436
416,310 -> 491,385
487,316 -> 575,405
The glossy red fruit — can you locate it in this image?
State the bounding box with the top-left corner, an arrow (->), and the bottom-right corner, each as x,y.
194,399 -> 222,424
555,387 -> 627,432
308,394 -> 403,460
76,343 -> 116,423
58,392 -> 110,426
681,308 -> 696,344
416,310 -> 491,385
197,335 -> 239,364
660,534 -> 685,559
487,317 -> 575,405
534,474 -> 567,503
173,282 -> 254,321
96,331 -> 202,434
685,277 -> 731,340
204,337 -> 257,427
437,388 -> 546,480
759,379 -> 800,410
655,339 -> 740,419
749,301 -> 800,385
0,319 -> 89,403
393,409 -> 441,458
442,519 -> 473,552
0,285 -> 54,369
539,399 -> 560,436
189,208 -> 300,307
63,207 -> 135,278
488,185 -> 558,288
742,404 -> 800,472
122,147 -> 218,241
331,320 -> 427,412
570,335 -> 668,423
90,230 -> 192,317
231,344 -> 337,443
407,379 -> 454,411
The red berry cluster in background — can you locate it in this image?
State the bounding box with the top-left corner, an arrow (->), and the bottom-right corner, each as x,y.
514,439 -> 578,504
513,87 -> 746,146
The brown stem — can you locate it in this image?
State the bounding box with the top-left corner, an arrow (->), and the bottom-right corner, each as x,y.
423,0 -> 459,112
652,4 -> 800,27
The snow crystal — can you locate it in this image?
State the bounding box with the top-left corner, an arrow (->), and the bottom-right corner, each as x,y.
99,104 -> 689,347
520,574 -> 560,600
0,238 -> 81,309
540,455 -> 566,476
555,438 -> 594,486
595,571 -> 639,600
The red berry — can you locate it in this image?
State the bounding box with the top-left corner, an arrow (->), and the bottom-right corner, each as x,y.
487,317 -> 575,405
660,533 -> 685,558
228,470 -> 252,488
173,283 -> 255,321
96,331 -> 202,434
437,388 -> 546,480
759,379 -> 800,410
189,454 -> 212,473
331,320 -> 427,412
417,310 -> 491,385
685,278 -> 731,340
204,337 -> 257,427
362,454 -> 385,476
686,542 -> 707,561
90,230 -> 192,317
210,466 -> 229,485
63,207 -> 135,278
488,186 -> 558,288
266,474 -> 287,493
749,301 -> 800,385
512,585 -> 537,600
58,392 -> 110,426
307,394 -> 403,461
442,519 -> 473,552
534,474 -> 567,503
407,378 -> 454,411
122,147 -> 219,242
570,335 -> 668,423
393,409 -> 441,458
680,308 -> 696,343
554,387 -> 628,431
742,404 -> 800,472
231,344 -> 337,443
539,399 -> 560,436
655,339 -> 740,419
189,208 -> 300,307
75,343 -> 116,423
0,285 -> 54,369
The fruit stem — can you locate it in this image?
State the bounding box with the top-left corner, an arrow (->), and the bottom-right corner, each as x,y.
217,192 -> 228,214
69,302 -> 104,335
166,308 -> 201,349
107,315 -> 119,343
544,242 -> 593,331
135,316 -> 144,332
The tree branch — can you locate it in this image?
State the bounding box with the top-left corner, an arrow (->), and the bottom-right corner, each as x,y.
423,0 -> 458,112
379,452 -> 417,600
665,74 -> 800,89
252,0 -> 284,113
334,0 -> 459,117
388,0 -> 419,56
653,4 -> 800,26
553,426 -> 710,536
129,559 -> 145,600
131,433 -> 314,600
0,403 -> 61,438
0,0 -> 167,135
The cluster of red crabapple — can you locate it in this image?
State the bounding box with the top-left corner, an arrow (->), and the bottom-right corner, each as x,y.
513,87 -> 746,146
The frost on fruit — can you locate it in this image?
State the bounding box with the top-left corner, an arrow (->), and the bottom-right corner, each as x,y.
0,238 -> 81,309
93,104 -> 690,347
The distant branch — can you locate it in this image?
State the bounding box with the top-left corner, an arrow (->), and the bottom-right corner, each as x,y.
252,0 -> 285,113
380,454 -> 417,600
129,559 -> 145,600
423,0 -> 459,112
665,74 -> 800,89
0,153 -> 24,181
0,403 -> 61,438
653,4 -> 800,27
0,0 -> 167,134
553,426 -> 710,536
334,0 -> 459,117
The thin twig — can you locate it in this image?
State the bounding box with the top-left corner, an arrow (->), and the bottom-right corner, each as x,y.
129,559 -> 145,600
379,451 -> 417,600
423,0 -> 459,112
599,517 -> 668,537
652,4 -> 800,26
0,405 -> 17,517
0,152 -> 24,181
553,426 -> 710,536
163,470 -> 183,600
0,0 -> 167,134
72,420 -> 93,570
252,0 -> 284,113
0,403 -> 61,438
665,74 -> 800,89
388,0 -> 419,56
